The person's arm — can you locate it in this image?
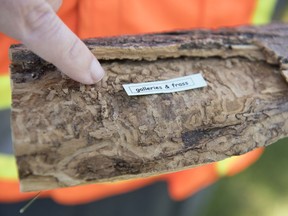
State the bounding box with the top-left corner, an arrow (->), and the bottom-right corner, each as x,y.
0,0 -> 105,84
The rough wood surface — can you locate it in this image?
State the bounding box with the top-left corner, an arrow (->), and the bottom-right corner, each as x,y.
10,23 -> 288,192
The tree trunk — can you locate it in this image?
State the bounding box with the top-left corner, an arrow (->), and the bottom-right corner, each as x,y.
10,23 -> 288,192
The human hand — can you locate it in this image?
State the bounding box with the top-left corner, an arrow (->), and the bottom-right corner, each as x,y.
0,0 -> 105,84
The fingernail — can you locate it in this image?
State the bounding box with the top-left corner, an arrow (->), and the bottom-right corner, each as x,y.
90,59 -> 105,83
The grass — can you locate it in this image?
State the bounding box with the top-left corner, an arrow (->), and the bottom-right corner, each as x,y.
203,137 -> 288,216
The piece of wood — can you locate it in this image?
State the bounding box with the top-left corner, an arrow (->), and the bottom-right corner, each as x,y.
10,23 -> 288,192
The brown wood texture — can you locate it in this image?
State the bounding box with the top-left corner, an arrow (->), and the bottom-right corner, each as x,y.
10,23 -> 288,192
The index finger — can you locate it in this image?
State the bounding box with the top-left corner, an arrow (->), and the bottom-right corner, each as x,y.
21,1 -> 105,84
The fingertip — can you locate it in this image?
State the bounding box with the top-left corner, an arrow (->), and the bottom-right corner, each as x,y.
90,59 -> 105,83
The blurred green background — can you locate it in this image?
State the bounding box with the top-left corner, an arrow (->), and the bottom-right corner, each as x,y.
203,137 -> 288,216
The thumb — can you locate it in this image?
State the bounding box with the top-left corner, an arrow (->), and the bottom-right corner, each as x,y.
21,1 -> 105,84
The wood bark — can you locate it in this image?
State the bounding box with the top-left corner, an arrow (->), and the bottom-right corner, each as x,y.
10,23 -> 288,192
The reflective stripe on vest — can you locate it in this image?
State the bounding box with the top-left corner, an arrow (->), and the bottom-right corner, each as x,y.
216,148 -> 264,177
0,153 -> 18,180
252,0 -> 278,24
0,75 -> 11,110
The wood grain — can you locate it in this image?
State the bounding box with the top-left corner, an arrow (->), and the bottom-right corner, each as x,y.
10,23 -> 288,192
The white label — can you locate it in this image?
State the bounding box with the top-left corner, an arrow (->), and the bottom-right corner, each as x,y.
123,73 -> 207,96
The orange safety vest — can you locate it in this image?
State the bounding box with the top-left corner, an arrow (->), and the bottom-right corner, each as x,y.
0,0 -> 267,204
